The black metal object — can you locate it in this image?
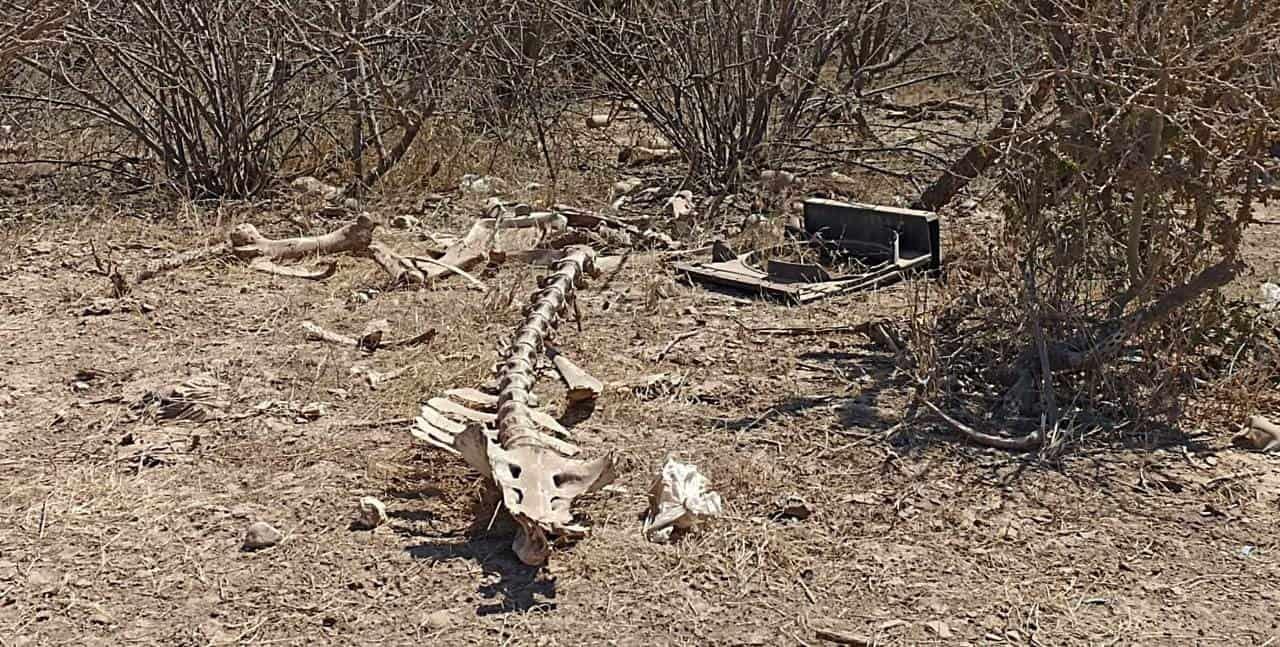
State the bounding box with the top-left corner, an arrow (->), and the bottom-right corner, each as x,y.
674,198 -> 941,303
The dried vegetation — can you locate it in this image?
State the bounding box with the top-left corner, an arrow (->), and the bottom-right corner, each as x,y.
1,0 -> 1279,644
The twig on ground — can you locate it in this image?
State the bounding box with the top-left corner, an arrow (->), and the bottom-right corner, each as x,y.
922,399 -> 1041,451
654,330 -> 702,362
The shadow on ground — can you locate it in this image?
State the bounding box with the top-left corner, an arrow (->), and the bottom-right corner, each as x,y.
406,536 -> 557,616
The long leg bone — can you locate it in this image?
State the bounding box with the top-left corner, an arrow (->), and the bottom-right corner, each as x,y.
411,245 -> 615,565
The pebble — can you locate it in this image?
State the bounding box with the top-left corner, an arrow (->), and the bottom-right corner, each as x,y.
242,521 -> 282,550
421,609 -> 457,630
353,496 -> 388,530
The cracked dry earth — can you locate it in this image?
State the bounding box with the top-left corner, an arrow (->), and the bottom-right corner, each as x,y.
0,212 -> 1278,646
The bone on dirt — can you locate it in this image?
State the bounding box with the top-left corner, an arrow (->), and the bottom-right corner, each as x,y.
411,245 -> 615,566
1233,415 -> 1280,452
302,320 -> 435,353
131,215 -> 428,285
548,348 -> 602,404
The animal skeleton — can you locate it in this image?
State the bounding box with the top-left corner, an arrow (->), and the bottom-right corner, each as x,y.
411,245 -> 615,565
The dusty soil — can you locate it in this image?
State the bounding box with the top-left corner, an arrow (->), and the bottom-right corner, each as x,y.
1,192 -> 1278,647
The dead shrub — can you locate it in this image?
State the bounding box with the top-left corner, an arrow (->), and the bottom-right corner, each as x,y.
555,0 -> 953,187
913,0 -> 1280,452
0,1 -> 68,71
7,0 -> 475,199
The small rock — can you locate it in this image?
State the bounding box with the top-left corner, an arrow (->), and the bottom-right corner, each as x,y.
82,299 -> 115,316
759,169 -> 798,193
585,114 -> 612,128
958,198 -> 979,211
391,215 -> 420,230
353,496 -> 388,530
612,177 -> 643,197
421,609 -> 457,630
27,567 -> 58,592
298,402 -> 326,422
772,496 -> 813,522
242,521 -> 282,550
460,174 -> 507,196
924,620 -> 953,639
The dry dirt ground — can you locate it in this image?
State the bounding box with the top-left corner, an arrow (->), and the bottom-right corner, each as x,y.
1,193 -> 1278,647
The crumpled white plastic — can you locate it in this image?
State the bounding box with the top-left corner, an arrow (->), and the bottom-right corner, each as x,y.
644,457 -> 723,543
1261,282 -> 1280,311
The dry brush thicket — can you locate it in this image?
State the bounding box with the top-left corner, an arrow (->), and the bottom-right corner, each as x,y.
2,0 -> 1277,454
909,0 -> 1280,451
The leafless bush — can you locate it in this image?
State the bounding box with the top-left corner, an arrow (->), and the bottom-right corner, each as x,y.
555,0 -> 952,186
915,0 -> 1280,451
6,0 -> 475,198
0,1 -> 68,71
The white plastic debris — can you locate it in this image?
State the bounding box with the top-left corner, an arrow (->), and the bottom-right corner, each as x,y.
644,457 -> 723,543
1261,282 -> 1280,310
459,174 -> 507,196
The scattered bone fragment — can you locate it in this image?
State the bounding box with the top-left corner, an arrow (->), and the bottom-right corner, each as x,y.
618,146 -> 680,166
612,177 -> 643,197
134,375 -> 229,422
352,497 -> 388,530
644,457 -> 723,543
548,348 -> 603,404
445,388 -> 499,411
358,319 -> 389,352
303,321 -> 359,347
459,174 -> 507,196
242,521 -> 282,551
760,169 -> 798,193
351,364 -> 413,390
1233,415 -> 1280,452
666,190 -> 694,220
302,321 -> 435,352
366,240 -> 427,286
131,214 -> 463,288
391,215 -> 420,230
585,114 -> 612,128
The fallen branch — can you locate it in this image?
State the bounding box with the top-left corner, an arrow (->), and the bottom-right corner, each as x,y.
922,399 -> 1041,451
654,330 -> 702,362
912,81 -> 1051,211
